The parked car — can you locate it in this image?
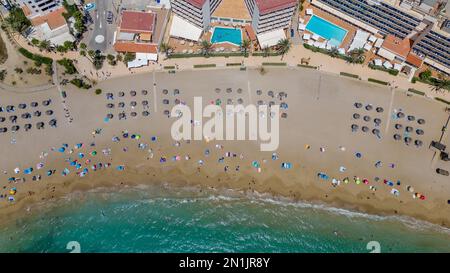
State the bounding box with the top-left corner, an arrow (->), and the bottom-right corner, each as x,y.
61,91 -> 67,99
440,152 -> 449,161
436,168 -> 449,176
290,28 -> 294,37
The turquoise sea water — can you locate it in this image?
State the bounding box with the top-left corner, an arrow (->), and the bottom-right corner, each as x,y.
0,184 -> 449,253
211,27 -> 243,46
306,15 -> 348,47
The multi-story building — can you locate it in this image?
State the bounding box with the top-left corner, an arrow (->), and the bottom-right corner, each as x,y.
312,0 -> 449,74
9,0 -> 62,18
170,0 -> 298,33
412,22 -> 450,71
245,0 -> 297,34
169,0 -> 221,29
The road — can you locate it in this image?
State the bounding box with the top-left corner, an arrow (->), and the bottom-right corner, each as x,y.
291,4 -> 301,45
88,0 -> 108,52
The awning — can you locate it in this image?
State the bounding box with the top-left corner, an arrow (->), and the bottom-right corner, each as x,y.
349,30 -> 369,51
127,52 -> 158,68
257,29 -> 286,48
383,61 -> 393,69
373,59 -> 383,66
377,47 -> 396,61
117,32 -> 135,41
170,15 -> 203,41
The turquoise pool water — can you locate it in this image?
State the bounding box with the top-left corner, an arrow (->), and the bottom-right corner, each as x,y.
306,15 -> 348,47
211,27 -> 242,46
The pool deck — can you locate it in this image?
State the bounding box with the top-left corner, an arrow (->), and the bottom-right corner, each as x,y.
301,2 -> 357,50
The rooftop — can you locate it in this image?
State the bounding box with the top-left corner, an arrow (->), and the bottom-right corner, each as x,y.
120,11 -> 156,34
406,52 -> 424,68
256,0 -> 298,14
186,0 -> 206,9
381,34 -> 412,59
114,42 -> 158,53
30,7 -> 67,30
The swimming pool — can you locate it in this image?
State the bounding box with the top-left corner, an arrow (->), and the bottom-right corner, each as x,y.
306,15 -> 348,47
211,27 -> 242,46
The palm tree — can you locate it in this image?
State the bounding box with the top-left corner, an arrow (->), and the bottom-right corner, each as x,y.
329,47 -> 340,58
160,42 -> 173,58
276,38 -> 291,60
38,40 -> 51,52
241,39 -> 251,56
200,40 -> 213,56
432,78 -> 450,92
347,48 -> 365,64
262,46 -> 270,57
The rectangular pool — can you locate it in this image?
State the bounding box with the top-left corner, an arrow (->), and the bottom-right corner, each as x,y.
211,27 -> 242,46
306,15 -> 348,47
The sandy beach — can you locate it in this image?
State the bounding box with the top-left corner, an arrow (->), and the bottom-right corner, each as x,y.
0,67 -> 449,227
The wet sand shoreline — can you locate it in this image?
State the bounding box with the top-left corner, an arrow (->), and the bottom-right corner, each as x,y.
0,68 -> 449,228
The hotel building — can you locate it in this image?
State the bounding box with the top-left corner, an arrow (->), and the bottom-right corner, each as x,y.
170,0 -> 298,34
169,0 -> 221,29
312,0 -> 449,74
245,0 -> 298,34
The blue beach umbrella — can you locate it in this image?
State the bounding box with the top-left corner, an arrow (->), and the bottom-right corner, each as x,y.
116,165 -> 124,171
58,147 -> 65,153
24,168 -> 33,174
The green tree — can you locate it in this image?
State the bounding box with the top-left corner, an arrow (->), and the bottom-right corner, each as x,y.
80,50 -> 86,57
329,47 -> 340,58
160,42 -> 173,57
106,54 -> 116,65
39,40 -> 52,51
2,7 -> 31,34
200,40 -> 213,56
432,78 -> 450,92
419,69 -> 432,81
79,43 -> 87,50
0,69 -> 7,81
56,45 -> 67,53
73,11 -> 86,34
241,39 -> 251,56
347,48 -> 365,64
63,41 -> 75,51
31,38 -> 40,46
262,46 -> 270,57
123,52 -> 136,63
276,38 -> 291,60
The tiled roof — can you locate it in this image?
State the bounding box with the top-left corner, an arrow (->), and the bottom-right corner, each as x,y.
120,11 -> 156,34
406,52 -> 423,68
30,7 -> 67,30
256,0 -> 297,14
186,0 -> 207,9
114,42 -> 158,53
382,35 -> 412,59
